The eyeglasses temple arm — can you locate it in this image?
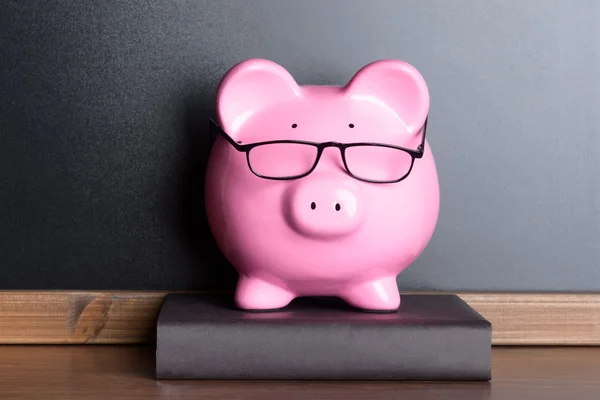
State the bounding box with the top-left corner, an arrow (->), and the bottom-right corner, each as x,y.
417,116 -> 428,155
208,118 -> 244,151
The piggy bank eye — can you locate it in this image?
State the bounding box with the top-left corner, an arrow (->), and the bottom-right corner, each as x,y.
349,123 -> 355,128
291,123 -> 297,128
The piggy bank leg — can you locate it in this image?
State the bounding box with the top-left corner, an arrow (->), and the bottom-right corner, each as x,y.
341,276 -> 400,312
235,275 -> 295,311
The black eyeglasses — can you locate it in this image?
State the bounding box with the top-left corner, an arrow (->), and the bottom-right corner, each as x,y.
208,117 -> 428,184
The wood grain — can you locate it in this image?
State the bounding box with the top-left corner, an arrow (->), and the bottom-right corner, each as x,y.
0,292 -> 165,344
460,293 -> 600,345
0,346 -> 599,399
0,291 -> 599,344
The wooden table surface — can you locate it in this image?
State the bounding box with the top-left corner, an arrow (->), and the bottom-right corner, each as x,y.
0,346 -> 598,399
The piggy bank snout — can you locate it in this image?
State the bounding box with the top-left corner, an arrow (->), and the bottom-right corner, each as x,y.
286,179 -> 365,238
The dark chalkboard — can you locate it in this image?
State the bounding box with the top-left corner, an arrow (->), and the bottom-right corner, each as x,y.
1,0 -> 599,291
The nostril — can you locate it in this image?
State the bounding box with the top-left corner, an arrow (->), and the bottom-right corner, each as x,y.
335,203 -> 341,211
310,202 -> 316,210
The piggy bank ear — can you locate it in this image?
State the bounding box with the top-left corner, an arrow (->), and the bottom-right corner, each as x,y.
216,58 -> 301,135
344,60 -> 430,134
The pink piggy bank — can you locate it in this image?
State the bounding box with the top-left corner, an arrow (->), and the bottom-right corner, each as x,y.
205,58 -> 439,312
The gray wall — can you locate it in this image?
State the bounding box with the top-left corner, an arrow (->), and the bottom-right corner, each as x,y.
1,0 -> 599,291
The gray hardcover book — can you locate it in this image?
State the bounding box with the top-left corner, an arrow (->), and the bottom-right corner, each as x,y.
156,293 -> 491,380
